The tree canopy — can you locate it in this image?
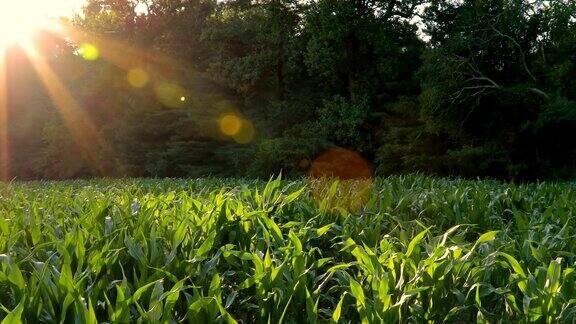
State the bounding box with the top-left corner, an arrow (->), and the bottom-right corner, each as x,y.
2,0 -> 576,180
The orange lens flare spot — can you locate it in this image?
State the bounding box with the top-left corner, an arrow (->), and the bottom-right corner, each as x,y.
219,114 -> 242,136
309,148 -> 373,213
127,68 -> 149,88
78,43 -> 100,61
310,178 -> 373,213
219,114 -> 256,143
310,148 -> 372,179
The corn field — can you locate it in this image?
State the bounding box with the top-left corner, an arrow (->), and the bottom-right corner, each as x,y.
1,175 -> 576,323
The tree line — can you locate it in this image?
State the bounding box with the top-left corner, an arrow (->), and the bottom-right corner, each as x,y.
3,0 -> 576,180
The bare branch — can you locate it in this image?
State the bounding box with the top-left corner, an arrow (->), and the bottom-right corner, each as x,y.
465,77 -> 501,88
491,26 -> 537,82
529,87 -> 550,99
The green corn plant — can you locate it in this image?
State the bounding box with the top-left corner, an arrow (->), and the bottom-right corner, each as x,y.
1,175 -> 576,322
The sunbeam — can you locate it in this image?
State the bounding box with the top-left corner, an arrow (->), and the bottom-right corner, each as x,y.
0,50 -> 10,180
21,41 -> 121,176
58,23 -> 187,76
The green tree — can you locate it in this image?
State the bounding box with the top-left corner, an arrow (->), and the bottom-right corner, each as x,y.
416,0 -> 576,178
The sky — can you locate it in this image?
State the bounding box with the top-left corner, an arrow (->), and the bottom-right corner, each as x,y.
51,0 -> 85,17
32,0 -> 148,18
19,0 -> 85,18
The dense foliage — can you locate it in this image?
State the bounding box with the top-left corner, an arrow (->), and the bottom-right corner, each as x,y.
2,0 -> 576,180
1,175 -> 576,322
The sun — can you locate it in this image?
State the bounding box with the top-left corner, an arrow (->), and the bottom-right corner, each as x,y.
0,1 -> 62,48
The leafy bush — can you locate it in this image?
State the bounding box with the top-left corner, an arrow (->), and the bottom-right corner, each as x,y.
317,95 -> 370,149
248,136 -> 328,177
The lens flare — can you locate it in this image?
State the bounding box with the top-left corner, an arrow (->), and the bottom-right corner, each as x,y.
78,43 -> 100,61
155,82 -> 187,108
310,148 -> 372,179
219,114 -> 242,136
127,68 -> 149,88
233,119 -> 255,144
309,148 -> 374,213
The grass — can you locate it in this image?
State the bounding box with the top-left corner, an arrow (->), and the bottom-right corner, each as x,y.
1,175 -> 576,323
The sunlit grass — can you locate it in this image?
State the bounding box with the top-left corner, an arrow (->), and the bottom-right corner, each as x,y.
1,175 -> 576,322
